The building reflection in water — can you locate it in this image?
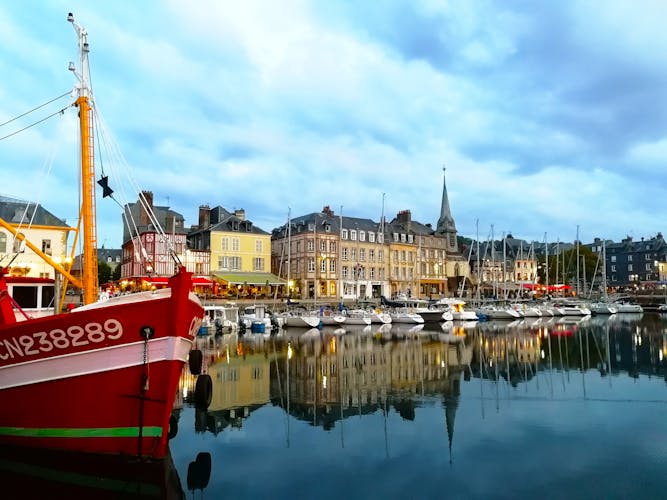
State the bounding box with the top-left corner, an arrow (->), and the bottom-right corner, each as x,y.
177,324 -> 474,453
175,313 -> 667,450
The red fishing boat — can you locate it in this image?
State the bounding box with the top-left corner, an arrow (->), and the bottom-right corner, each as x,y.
0,14 -> 204,459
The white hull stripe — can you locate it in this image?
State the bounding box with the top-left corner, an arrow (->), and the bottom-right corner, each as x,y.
0,337 -> 193,390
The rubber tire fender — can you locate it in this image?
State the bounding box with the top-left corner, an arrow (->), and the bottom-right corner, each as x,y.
189,349 -> 203,375
194,374 -> 213,409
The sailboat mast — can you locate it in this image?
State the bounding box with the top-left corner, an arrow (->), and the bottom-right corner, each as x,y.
338,205 -> 342,303
314,214 -> 317,304
287,207 -> 291,297
70,13 -> 98,305
502,232 -> 507,301
544,233 -> 549,295
491,225 -> 495,299
475,219 -> 480,301
576,225 -> 580,297
602,239 -> 608,301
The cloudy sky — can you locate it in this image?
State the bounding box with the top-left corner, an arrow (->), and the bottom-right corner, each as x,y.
1,0 -> 666,249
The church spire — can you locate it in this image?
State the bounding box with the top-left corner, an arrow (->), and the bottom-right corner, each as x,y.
436,166 -> 457,234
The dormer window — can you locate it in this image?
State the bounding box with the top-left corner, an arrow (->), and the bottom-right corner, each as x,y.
359,231 -> 365,242
351,230 -> 357,241
393,233 -> 399,242
341,229 -> 348,240
369,232 -> 375,243
324,223 -> 331,232
308,223 -> 315,231
408,234 -> 413,243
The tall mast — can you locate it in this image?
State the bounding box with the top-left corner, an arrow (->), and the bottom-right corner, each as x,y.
502,232 -> 507,301
314,214 -> 317,304
556,239 -> 560,292
602,239 -> 608,301
380,193 -> 385,299
491,225 -> 495,299
475,219 -> 480,301
544,232 -> 549,295
338,206 -> 342,303
69,13 -> 98,305
576,225 -> 580,297
287,208 -> 291,297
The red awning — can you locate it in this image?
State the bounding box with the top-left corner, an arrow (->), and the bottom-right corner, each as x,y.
141,277 -> 169,286
6,276 -> 54,284
192,277 -> 214,287
130,276 -> 213,287
522,283 -> 572,291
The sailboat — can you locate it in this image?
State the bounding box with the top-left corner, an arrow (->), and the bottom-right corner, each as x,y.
589,240 -> 618,315
0,14 -> 204,459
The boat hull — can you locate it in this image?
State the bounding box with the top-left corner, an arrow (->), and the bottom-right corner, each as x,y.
416,310 -> 445,323
0,273 -> 204,459
283,316 -> 321,328
343,316 -> 372,326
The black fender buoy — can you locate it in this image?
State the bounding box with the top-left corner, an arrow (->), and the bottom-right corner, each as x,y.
195,452 -> 211,487
189,349 -> 203,375
167,413 -> 178,440
187,452 -> 212,491
194,374 -> 213,409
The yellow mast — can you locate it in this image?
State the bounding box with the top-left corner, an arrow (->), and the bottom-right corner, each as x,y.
77,94 -> 98,304
69,13 -> 98,305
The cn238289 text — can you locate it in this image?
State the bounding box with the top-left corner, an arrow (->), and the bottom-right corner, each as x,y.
0,319 -> 123,360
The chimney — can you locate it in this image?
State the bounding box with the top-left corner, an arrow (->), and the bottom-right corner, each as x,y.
198,205 -> 210,228
139,191 -> 153,226
397,210 -> 411,223
234,209 -> 246,221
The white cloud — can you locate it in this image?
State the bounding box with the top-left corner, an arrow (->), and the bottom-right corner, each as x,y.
0,0 -> 665,249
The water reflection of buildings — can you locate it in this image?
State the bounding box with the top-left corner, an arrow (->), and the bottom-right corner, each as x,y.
174,334 -> 274,434
174,315 -> 666,439
473,328 -> 542,387
273,331 -> 473,430
203,336 -> 275,434
471,315 -> 667,386
604,315 -> 667,381
176,328 -> 474,441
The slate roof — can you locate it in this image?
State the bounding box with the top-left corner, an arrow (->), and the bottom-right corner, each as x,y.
189,205 -> 269,236
0,195 -> 69,228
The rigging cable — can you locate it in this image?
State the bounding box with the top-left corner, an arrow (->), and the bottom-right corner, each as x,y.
0,105 -> 71,142
0,91 -> 70,128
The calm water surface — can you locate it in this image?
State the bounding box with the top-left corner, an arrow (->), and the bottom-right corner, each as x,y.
2,314 -> 665,499
169,313 -> 667,500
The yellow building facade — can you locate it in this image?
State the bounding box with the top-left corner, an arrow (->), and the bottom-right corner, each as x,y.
189,205 -> 281,297
0,197 -> 73,280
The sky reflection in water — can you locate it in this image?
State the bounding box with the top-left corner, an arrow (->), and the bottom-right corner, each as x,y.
171,314 -> 667,499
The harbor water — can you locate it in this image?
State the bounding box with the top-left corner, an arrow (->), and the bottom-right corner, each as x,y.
3,313 -> 667,499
